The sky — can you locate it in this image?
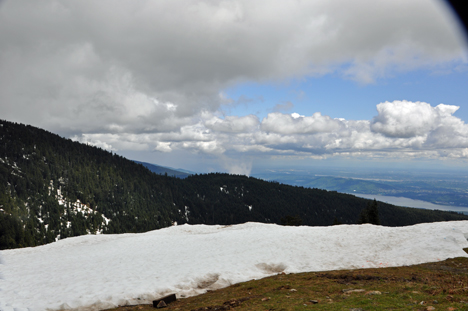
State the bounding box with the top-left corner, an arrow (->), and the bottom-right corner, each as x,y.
1,221 -> 468,310
1,0 -> 468,174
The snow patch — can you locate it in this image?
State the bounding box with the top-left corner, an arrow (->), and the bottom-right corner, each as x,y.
0,221 -> 467,311
101,214 -> 111,226
220,185 -> 229,194
184,206 -> 190,222
48,179 -> 111,233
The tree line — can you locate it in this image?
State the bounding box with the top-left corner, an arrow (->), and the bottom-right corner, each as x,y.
1,119 -> 467,249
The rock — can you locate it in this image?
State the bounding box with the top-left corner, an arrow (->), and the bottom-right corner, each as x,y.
342,289 -> 365,293
309,300 -> 318,304
156,300 -> 167,308
290,289 -> 297,292
261,297 -> 271,301
365,291 -> 381,295
153,294 -> 177,308
425,307 -> 435,311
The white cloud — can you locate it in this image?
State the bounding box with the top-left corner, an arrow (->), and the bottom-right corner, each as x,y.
205,115 -> 259,133
154,142 -> 172,153
261,112 -> 342,134
425,115 -> 468,149
370,100 -> 443,138
69,100 -> 468,164
369,101 -> 468,151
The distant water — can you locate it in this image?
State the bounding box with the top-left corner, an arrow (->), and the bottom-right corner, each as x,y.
350,193 -> 468,215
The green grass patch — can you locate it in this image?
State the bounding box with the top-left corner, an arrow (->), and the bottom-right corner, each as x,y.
104,255 -> 468,311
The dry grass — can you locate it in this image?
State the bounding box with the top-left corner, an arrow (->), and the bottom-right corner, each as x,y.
104,249 -> 468,311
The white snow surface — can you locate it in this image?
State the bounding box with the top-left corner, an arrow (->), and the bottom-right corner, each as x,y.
1,221 -> 468,311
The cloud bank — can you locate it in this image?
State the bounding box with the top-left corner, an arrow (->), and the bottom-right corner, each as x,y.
1,0 -> 467,167
73,100 -> 468,162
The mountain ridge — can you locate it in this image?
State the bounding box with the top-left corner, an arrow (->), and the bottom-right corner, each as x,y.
1,119 -> 467,249
133,160 -> 191,178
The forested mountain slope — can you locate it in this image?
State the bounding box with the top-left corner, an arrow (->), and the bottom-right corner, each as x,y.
1,119 -> 467,249
0,120 -> 182,248
180,174 -> 468,227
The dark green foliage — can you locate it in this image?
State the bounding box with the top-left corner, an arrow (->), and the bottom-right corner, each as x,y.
280,215 -> 303,226
332,217 -> 342,225
180,174 -> 468,228
1,119 -> 468,250
358,199 -> 381,225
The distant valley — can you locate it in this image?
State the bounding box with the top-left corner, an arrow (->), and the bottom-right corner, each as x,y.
252,167 -> 468,210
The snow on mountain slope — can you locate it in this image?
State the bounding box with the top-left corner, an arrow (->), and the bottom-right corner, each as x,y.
1,222 -> 467,311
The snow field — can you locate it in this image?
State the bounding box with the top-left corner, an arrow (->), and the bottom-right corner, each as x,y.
0,221 -> 467,311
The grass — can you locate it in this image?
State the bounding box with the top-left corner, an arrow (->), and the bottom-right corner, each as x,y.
104,249 -> 468,311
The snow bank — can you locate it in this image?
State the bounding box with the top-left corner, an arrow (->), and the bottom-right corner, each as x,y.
1,221 -> 467,311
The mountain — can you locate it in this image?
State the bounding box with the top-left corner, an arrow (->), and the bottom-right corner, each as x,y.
133,161 -> 191,178
1,119 -> 468,249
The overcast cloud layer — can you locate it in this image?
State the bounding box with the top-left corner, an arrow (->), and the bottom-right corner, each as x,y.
1,0 -> 467,172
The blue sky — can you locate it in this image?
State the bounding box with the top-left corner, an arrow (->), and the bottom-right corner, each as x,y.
223,66 -> 468,122
1,0 -> 467,174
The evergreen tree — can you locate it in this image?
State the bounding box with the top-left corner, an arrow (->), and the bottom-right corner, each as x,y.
332,217 -> 342,225
357,199 -> 380,225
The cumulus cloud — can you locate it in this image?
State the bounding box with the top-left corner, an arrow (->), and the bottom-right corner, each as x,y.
205,115 -> 259,133
261,112 -> 342,134
72,100 -> 468,164
369,101 -> 468,150
370,101 -> 443,138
